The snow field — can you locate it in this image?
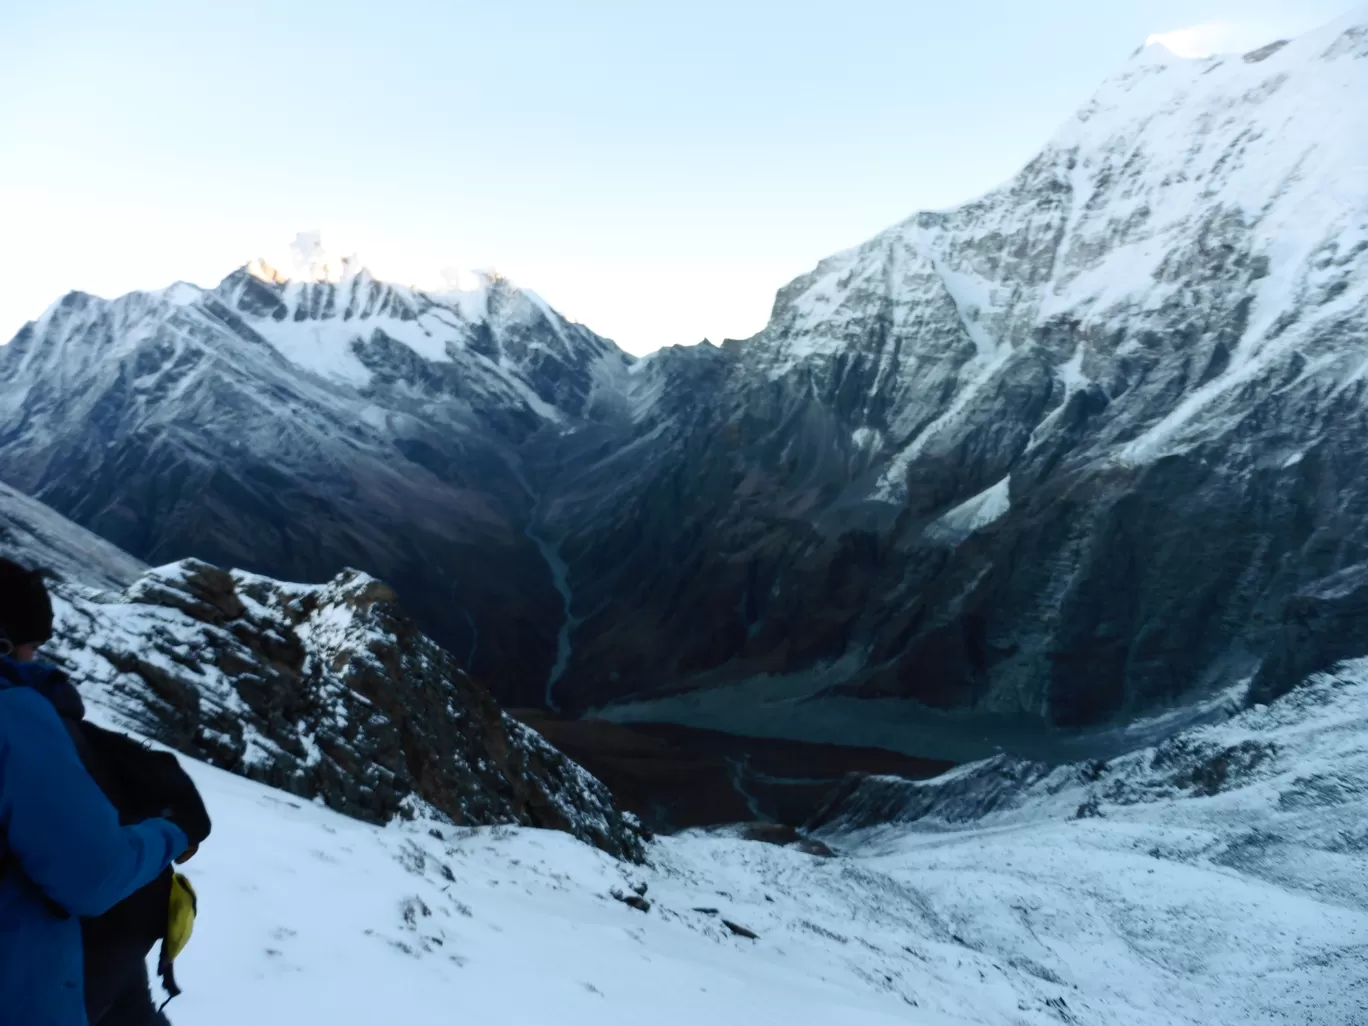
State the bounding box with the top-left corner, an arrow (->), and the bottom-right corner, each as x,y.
166,647 -> 1368,1026
172,762 -> 930,1026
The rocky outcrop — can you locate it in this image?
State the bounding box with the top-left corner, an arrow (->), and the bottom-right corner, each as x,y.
45,558 -> 644,861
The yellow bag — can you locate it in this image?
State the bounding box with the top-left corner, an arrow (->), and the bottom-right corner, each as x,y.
158,873 -> 198,1006
165,873 -> 197,959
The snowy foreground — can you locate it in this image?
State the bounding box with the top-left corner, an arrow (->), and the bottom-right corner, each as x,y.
133,664 -> 1368,1026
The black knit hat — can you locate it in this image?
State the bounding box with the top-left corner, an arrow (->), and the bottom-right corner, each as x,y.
0,558 -> 54,650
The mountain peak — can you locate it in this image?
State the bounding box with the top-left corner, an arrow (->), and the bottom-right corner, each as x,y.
244,231 -> 367,286
1129,38 -> 1192,66
240,232 -> 511,301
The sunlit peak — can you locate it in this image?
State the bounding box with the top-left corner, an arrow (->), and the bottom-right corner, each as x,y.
247,231 -> 362,285
244,232 -> 497,294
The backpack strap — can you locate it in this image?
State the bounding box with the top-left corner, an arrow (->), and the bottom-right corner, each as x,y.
157,961 -> 182,1013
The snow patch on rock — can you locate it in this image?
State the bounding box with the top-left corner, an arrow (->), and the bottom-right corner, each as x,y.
925,477 -> 1012,543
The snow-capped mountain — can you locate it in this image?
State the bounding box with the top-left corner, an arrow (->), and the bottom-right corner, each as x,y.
4,9 -> 1368,751
0,482 -> 643,860
214,261 -> 628,421
541,8 -> 1368,740
0,261 -> 632,704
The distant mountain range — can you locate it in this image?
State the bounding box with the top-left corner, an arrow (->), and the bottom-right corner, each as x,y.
4,7 -> 1367,759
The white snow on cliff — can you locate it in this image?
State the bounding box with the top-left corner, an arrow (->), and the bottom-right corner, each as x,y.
750,6 -> 1368,498
924,476 -> 1011,542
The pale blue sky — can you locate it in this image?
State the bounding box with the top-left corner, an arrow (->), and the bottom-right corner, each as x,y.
0,0 -> 1352,353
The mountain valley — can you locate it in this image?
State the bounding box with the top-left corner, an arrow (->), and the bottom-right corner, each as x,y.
7,8 -> 1368,1025
3,8 -> 1368,800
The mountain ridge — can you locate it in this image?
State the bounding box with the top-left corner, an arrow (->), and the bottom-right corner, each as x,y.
0,261 -> 630,703
3,8 -> 1367,754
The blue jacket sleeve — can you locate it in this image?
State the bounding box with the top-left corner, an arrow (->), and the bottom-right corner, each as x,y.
0,688 -> 189,917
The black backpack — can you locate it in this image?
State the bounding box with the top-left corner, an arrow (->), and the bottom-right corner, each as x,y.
74,722 -> 209,1020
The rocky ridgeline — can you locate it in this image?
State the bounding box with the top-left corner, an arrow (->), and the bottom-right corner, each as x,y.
44,557 -> 644,862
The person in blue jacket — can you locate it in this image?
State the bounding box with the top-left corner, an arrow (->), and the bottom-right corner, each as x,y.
0,559 -> 191,1026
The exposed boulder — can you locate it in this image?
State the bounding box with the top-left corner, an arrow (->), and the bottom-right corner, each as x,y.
610,888 -> 651,913
722,919 -> 759,940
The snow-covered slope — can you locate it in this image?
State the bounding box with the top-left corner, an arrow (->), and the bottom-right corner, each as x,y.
4,474 -> 1355,1024
8,466 -> 1363,1024
213,263 -> 629,418
143,656 -> 1368,1025
753,9 -> 1367,475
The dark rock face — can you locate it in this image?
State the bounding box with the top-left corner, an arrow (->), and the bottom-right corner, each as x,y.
0,480 -> 145,592
1248,564 -> 1368,707
44,557 -> 644,862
